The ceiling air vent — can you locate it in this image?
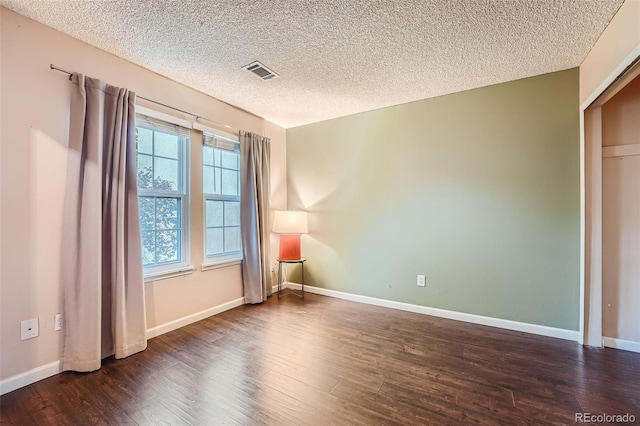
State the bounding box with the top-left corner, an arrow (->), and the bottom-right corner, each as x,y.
242,61 -> 279,81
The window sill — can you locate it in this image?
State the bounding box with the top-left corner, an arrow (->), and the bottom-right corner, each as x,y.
202,258 -> 243,272
144,265 -> 195,283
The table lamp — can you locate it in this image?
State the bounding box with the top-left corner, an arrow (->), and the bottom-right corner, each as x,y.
273,210 -> 308,260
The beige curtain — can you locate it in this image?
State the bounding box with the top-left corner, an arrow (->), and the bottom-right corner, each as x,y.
60,74 -> 147,372
240,131 -> 272,303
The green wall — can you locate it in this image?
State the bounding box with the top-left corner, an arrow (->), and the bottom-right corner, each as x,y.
286,68 -> 580,330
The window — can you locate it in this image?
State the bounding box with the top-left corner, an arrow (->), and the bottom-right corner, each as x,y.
203,133 -> 241,262
136,114 -> 190,274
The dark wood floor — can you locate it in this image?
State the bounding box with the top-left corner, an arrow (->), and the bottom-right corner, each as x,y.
1,292 -> 639,425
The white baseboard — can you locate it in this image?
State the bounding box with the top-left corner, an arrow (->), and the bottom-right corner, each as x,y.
0,284 -> 584,396
1,296 -> 246,396
287,283 -> 580,342
603,336 -> 640,353
0,361 -> 61,396
146,296 -> 245,339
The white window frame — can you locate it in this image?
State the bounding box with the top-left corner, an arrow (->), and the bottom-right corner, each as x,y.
136,112 -> 192,278
202,132 -> 242,267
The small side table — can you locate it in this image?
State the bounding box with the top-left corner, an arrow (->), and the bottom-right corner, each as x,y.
277,258 -> 306,299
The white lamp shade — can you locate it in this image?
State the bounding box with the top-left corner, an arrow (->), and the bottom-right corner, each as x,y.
273,210 -> 308,234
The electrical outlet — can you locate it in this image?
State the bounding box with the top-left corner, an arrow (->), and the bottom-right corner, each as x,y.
55,314 -> 63,331
417,275 -> 426,287
21,318 -> 39,340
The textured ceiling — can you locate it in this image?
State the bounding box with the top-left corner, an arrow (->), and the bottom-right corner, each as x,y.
1,0 -> 624,128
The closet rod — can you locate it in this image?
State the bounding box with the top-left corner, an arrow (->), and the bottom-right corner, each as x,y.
50,64 -> 239,134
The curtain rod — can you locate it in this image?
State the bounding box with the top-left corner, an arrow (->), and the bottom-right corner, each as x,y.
50,64 -> 239,134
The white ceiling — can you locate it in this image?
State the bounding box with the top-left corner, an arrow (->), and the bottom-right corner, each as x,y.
1,0 -> 624,128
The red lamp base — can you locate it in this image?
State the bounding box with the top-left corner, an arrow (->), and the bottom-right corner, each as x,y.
279,234 -> 301,260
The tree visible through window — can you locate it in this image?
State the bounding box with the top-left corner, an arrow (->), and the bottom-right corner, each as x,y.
136,116 -> 189,272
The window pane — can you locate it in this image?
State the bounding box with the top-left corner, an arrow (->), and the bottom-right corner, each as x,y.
136,119 -> 189,271
224,227 -> 241,252
221,150 -> 238,170
155,230 -> 179,263
224,201 -> 240,226
154,132 -> 179,159
206,228 -> 224,256
154,157 -> 179,191
139,197 -> 155,231
136,154 -> 153,189
203,146 -> 214,166
155,198 -> 179,230
214,167 -> 222,194
203,142 -> 241,260
141,231 -> 155,266
206,200 -> 223,227
137,128 -> 153,154
221,169 -> 238,195
203,165 -> 215,194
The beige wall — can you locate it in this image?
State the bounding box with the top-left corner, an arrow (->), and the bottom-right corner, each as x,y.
287,69 -> 580,330
602,156 -> 640,343
601,75 -> 640,343
580,0 -> 640,106
0,7 -> 286,381
602,76 -> 640,146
